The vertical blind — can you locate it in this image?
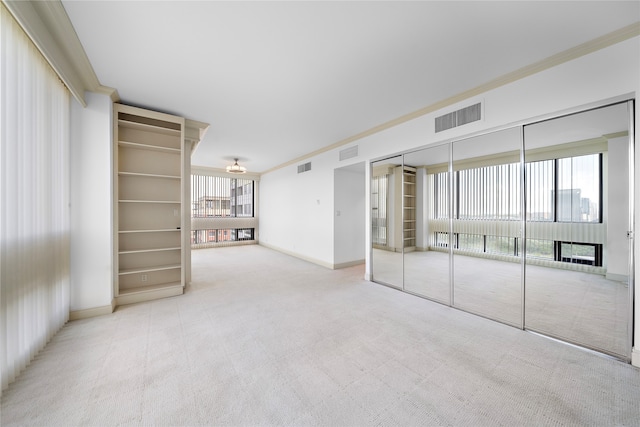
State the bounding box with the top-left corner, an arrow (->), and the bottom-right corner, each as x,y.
427,153 -> 603,265
457,163 -> 521,220
1,4 -> 71,395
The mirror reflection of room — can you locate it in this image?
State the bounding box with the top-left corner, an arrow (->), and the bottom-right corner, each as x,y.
524,102 -> 631,359
371,101 -> 633,360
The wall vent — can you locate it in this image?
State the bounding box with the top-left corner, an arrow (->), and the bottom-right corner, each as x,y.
297,162 -> 312,173
339,145 -> 358,161
435,102 -> 482,132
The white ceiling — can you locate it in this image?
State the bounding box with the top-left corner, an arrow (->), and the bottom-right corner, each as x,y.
61,1 -> 640,173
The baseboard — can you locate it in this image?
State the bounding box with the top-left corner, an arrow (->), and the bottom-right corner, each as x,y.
69,301 -> 115,321
333,259 -> 365,269
605,272 -> 628,282
259,242 -> 333,269
632,348 -> 640,368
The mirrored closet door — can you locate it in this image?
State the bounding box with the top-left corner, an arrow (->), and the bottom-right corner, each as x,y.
523,102 -> 633,359
369,100 -> 634,361
403,145 -> 451,304
451,127 -> 523,327
371,156 -> 404,288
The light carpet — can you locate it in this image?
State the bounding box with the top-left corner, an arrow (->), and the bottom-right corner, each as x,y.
1,245 -> 639,426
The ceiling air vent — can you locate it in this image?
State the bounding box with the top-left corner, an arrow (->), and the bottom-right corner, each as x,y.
297,162 -> 311,173
339,145 -> 358,161
435,102 -> 482,133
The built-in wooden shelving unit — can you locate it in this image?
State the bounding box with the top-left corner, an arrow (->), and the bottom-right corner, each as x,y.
113,104 -> 186,306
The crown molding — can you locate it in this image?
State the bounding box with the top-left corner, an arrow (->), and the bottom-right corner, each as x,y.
185,119 -> 211,154
2,0 -> 102,107
263,22 -> 640,175
95,85 -> 120,103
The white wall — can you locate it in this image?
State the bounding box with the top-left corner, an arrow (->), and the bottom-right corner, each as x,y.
69,92 -> 114,314
259,36 -> 640,363
334,163 -> 366,267
259,154 -> 335,267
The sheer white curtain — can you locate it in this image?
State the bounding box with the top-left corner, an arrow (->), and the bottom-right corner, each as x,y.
1,4 -> 71,395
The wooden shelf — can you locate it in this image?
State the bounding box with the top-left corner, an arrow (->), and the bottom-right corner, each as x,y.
118,119 -> 180,136
115,104 -> 185,307
119,229 -> 181,234
119,140 -> 180,153
401,166 -> 416,249
118,282 -> 182,296
119,200 -> 181,204
119,171 -> 180,179
118,264 -> 181,276
119,247 -> 181,255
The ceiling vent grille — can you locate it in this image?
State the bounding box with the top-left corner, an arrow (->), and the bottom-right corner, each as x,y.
435,102 -> 482,133
297,162 -> 311,174
339,145 -> 358,161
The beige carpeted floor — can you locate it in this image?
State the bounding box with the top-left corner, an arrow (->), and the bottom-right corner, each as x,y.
375,249 -> 630,358
2,245 -> 639,426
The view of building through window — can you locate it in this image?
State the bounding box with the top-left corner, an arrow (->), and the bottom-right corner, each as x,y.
192,175 -> 254,218
191,174 -> 256,246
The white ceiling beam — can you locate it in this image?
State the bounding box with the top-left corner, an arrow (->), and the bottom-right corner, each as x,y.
2,0 -> 117,106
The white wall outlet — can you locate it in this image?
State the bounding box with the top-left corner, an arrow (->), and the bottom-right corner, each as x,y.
141,274 -> 148,282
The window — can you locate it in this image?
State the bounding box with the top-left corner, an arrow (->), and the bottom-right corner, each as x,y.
429,153 -> 603,265
191,228 -> 256,245
236,229 -> 254,240
191,175 -> 254,218
486,235 -> 517,256
556,242 -> 602,266
525,239 -> 554,260
526,154 -> 601,223
556,154 -> 601,223
433,232 -> 451,248
458,233 -> 484,252
434,153 -> 602,223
